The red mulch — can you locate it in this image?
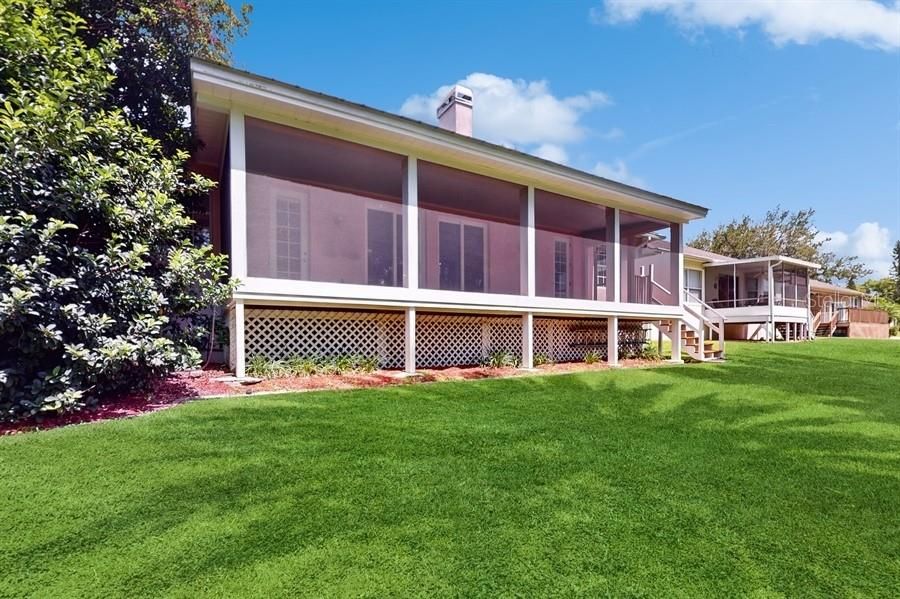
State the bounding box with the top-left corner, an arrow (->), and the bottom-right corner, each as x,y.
1,358 -> 666,436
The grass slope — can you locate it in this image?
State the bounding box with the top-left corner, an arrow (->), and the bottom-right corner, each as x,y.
2,340 -> 899,597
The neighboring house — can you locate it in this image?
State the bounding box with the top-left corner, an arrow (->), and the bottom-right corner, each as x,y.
809,280 -> 890,339
676,247 -> 890,340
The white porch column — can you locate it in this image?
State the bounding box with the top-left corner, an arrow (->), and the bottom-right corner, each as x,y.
405,307 -> 416,374
671,222 -> 684,305
670,318 -> 683,363
233,300 -> 246,378
609,208 -> 621,302
607,316 -> 619,366
767,261 -> 775,342
228,109 -> 247,279
520,186 -> 535,296
403,157 -> 419,290
521,312 -> 534,369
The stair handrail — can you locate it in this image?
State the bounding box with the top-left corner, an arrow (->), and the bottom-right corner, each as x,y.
685,291 -> 726,357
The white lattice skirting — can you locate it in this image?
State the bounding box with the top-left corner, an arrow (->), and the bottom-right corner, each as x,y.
240,307 -> 649,369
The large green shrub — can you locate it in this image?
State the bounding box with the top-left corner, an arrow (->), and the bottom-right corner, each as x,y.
0,0 -> 233,420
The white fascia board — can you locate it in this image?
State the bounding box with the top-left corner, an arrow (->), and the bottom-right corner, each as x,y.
191,61 -> 707,224
707,255 -> 821,269
233,278 -> 683,319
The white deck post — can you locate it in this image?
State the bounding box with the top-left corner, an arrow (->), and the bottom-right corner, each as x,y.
767,260 -> 775,342
228,109 -> 247,377
607,316 -> 619,366
403,156 -> 418,290
610,208 -> 621,302
233,300 -> 246,378
672,222 -> 684,305
228,109 -> 247,280
521,186 -> 536,297
405,307 -> 416,374
670,318 -> 683,363
522,312 -> 534,369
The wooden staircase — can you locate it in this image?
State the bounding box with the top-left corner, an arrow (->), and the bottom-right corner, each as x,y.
659,321 -> 724,362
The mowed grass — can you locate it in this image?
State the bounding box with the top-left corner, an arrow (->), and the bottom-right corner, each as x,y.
2,341 -> 899,597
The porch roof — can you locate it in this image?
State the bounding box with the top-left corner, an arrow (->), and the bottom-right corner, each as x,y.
191,58 -> 709,223
705,255 -> 821,270
810,279 -> 866,296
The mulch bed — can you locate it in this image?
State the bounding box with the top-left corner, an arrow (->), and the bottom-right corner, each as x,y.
1,358 -> 666,435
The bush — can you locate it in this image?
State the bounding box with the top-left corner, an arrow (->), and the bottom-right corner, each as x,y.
245,355 -> 381,378
584,350 -> 602,364
0,1 -> 233,421
483,350 -> 519,369
533,353 -> 554,366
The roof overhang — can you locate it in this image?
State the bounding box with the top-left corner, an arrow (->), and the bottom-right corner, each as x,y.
705,255 -> 821,269
190,58 -> 709,224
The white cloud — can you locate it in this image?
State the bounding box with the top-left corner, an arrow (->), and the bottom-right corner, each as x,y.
399,73 -> 611,147
818,222 -> 893,277
599,127 -> 625,140
532,143 -> 569,164
592,159 -> 646,187
595,0 -> 900,51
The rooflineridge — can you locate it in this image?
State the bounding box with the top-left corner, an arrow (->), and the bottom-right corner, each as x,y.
704,255 -> 822,269
190,58 -> 709,221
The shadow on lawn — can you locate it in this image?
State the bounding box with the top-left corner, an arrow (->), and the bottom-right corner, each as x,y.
5,344 -> 900,595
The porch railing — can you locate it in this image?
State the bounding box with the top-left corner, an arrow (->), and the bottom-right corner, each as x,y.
685,291 -> 726,358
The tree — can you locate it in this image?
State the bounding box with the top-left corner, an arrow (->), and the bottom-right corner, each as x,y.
859,277 -> 895,299
891,240 -> 900,303
690,206 -> 872,283
0,0 -> 233,420
67,0 -> 251,157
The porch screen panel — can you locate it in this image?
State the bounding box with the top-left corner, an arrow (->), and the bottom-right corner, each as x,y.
534,189 -> 611,301
619,211 -> 677,306
418,161 -> 523,295
244,117 -> 404,285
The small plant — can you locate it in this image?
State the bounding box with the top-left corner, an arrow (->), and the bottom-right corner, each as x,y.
357,356 -> 379,373
584,350 -> 601,364
639,343 -> 662,362
533,353 -> 554,366
483,350 -> 519,369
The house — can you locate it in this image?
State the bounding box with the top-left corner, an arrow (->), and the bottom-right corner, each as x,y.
189,60 -> 879,377
677,246 -> 890,340
188,58 -> 735,375
809,280 -> 890,338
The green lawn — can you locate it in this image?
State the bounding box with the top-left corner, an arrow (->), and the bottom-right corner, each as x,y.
2,340 -> 899,597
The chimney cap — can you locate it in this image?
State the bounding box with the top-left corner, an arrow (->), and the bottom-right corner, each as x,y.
436,84 -> 474,119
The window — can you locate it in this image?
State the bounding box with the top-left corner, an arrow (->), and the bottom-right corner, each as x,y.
438,220 -> 485,292
594,246 -> 607,288
684,268 -> 702,301
275,196 -> 306,279
554,239 -> 569,298
367,209 -> 403,286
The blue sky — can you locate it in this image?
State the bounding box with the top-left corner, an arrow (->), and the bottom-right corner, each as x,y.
230,0 -> 900,278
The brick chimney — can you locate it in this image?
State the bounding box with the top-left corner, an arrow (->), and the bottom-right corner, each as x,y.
436,85 -> 473,137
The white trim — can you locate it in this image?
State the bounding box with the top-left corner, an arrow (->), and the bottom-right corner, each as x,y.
233,278 -> 685,319
403,157 -> 418,290
229,109 -> 247,279
674,222 -> 685,308
708,255 -> 820,270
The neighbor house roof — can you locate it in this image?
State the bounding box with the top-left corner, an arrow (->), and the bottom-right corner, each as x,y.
191,58 -> 709,223
809,279 -> 866,296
